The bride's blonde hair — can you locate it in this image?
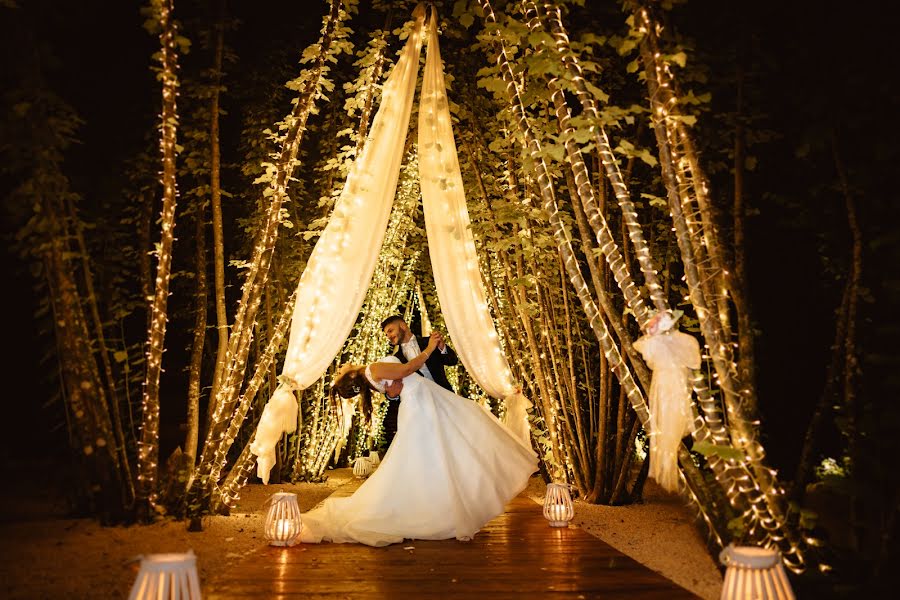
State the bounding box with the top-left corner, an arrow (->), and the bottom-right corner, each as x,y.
330,366 -> 374,424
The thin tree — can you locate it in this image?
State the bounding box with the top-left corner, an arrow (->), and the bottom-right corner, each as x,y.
208,0 -> 230,406
188,0 -> 348,515
135,0 -> 183,519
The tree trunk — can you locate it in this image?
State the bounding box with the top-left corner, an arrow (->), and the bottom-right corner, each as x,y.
534,2 -> 667,319
480,0 -> 654,489
42,190 -> 124,522
634,2 -> 800,565
136,0 -> 182,520
793,282 -> 848,499
185,205 -> 207,465
66,195 -> 134,505
191,0 -> 345,514
831,129 -> 863,551
731,64 -> 758,415
208,0 -> 229,407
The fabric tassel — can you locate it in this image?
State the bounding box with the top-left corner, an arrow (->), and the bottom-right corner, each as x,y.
250,384 -> 298,484
502,391 -> 533,448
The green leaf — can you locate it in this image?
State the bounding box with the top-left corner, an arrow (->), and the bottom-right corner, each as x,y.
543,143 -> 565,163
693,440 -> 744,461
641,192 -> 667,207
580,33 -> 606,46
583,80 -> 609,103
672,114 -> 697,126
727,516 -> 746,536
478,77 -> 509,96
527,31 -> 554,49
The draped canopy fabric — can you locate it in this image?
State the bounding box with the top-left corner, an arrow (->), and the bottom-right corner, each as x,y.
250,5 -> 531,483
417,13 -> 531,444
249,6 -> 427,483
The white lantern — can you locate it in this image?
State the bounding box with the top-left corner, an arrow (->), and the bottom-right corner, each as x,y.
543,482 -> 574,527
128,551 -> 202,600
368,450 -> 380,467
353,456 -> 374,478
264,492 -> 303,547
719,544 -> 796,600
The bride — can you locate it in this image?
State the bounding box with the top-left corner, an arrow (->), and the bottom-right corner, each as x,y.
298,332 -> 538,547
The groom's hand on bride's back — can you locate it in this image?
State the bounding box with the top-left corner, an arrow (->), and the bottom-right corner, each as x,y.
385,380 -> 403,400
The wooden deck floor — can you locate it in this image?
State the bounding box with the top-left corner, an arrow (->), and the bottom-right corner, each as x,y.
206,486 -> 699,599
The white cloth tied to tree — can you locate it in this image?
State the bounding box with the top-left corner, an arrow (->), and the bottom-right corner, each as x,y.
632,320 -> 701,492
251,380 -> 300,482
418,12 -> 531,445
249,6 -> 427,483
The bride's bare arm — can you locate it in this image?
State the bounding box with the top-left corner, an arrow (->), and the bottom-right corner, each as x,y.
369,332 -> 440,380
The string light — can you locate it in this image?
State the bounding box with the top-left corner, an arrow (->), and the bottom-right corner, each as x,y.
137,0 -> 181,512
480,0 -> 653,482
188,0 -> 351,509
634,4 -> 807,569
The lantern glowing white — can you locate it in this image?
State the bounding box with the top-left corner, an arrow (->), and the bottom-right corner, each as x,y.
719,544 -> 796,600
543,482 -> 574,527
353,456 -> 374,478
127,551 -> 202,600
368,450 -> 381,467
264,492 -> 302,547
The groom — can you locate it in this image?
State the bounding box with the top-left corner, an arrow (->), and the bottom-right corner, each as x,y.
379,315 -> 459,449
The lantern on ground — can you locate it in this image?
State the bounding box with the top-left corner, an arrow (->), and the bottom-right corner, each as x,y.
368,450 -> 381,466
353,456 -> 374,478
128,551 -> 201,600
264,492 -> 303,547
543,482 -> 574,527
719,544 -> 795,600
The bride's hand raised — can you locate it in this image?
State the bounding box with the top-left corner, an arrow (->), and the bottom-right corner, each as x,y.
427,331 -> 442,352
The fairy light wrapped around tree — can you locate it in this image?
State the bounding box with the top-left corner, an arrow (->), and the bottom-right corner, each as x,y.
632,310 -> 701,492
264,492 -> 303,546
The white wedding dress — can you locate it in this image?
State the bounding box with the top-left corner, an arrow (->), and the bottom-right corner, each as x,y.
298,356 -> 538,546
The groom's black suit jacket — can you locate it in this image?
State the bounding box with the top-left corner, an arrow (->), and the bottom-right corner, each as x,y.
380,336 -> 458,449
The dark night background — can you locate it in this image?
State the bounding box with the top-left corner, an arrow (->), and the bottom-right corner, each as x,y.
2,0 -> 897,526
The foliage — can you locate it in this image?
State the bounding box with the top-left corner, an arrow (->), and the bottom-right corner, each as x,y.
5,0 -> 896,589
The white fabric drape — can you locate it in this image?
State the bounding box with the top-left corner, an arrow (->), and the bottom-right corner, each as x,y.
633,329 -> 701,492
418,12 -> 532,446
250,7 -> 427,483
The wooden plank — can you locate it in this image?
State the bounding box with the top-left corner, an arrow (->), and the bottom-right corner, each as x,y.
206,494 -> 700,599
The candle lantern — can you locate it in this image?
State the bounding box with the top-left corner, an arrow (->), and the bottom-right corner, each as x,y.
543,482 -> 574,527
353,456 -> 374,478
264,492 -> 303,547
719,544 -> 796,600
128,551 -> 202,600
368,450 -> 381,467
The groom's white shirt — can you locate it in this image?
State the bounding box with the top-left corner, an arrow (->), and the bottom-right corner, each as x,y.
400,337 -> 435,382
400,336 -> 448,382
